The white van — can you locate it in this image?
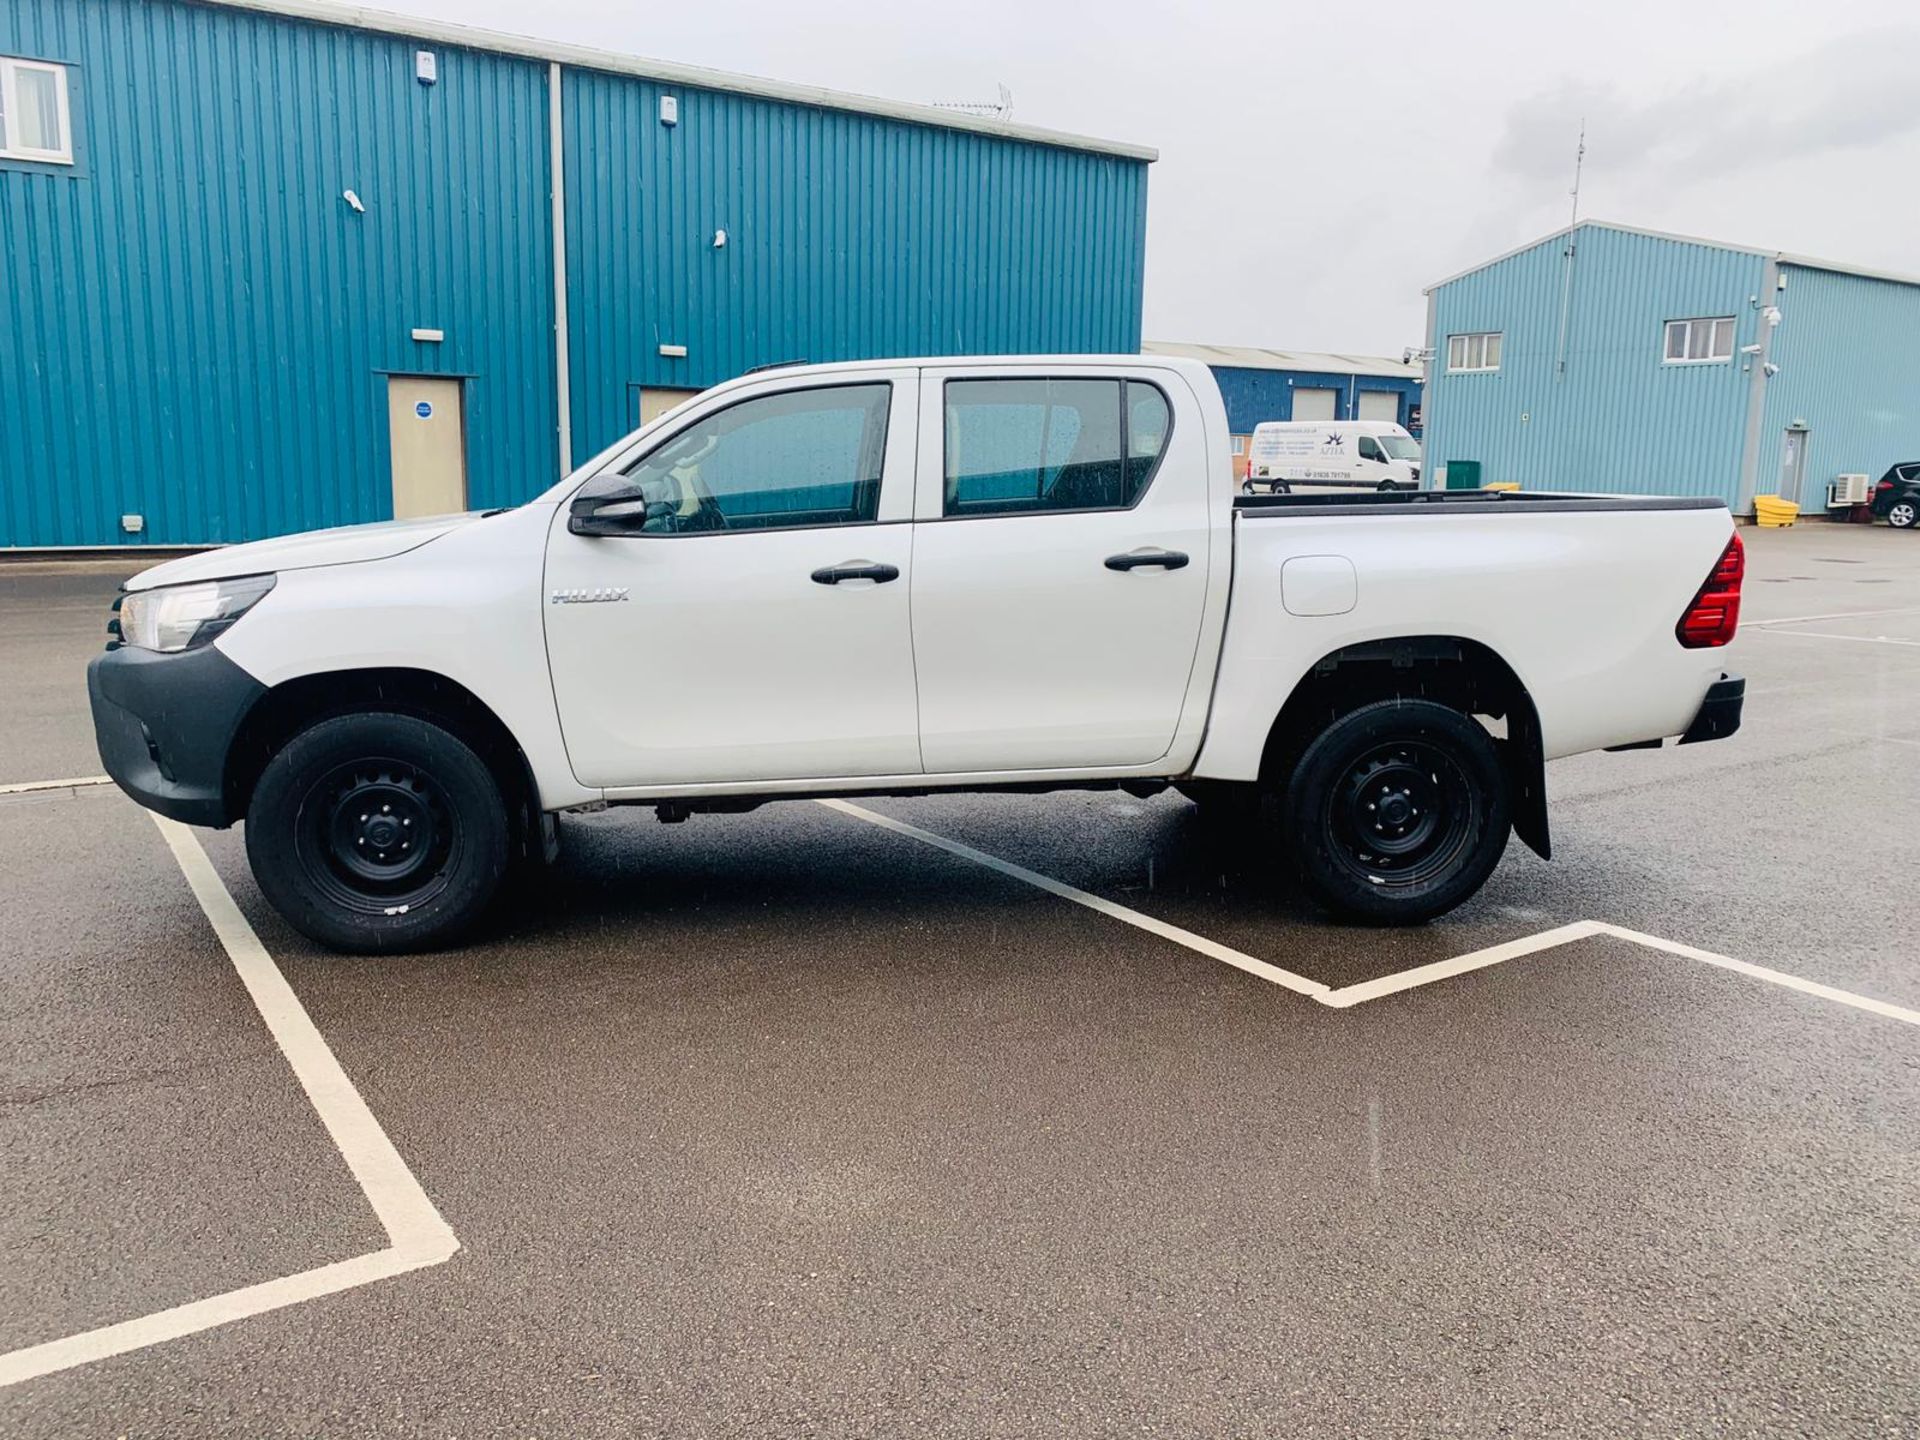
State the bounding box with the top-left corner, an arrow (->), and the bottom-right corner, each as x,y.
1243,421 -> 1422,494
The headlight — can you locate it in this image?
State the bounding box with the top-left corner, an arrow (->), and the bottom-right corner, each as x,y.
117,574 -> 276,653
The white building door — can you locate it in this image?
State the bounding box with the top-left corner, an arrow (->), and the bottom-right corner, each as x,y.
387,376 -> 467,518
1291,387 -> 1337,421
1357,391 -> 1400,423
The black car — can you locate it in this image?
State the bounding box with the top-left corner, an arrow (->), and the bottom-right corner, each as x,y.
1871,462 -> 1920,529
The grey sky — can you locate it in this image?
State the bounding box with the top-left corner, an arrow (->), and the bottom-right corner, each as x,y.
406,0 -> 1920,358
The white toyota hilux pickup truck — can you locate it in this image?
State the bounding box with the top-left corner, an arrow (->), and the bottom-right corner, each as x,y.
90,355 -> 1745,952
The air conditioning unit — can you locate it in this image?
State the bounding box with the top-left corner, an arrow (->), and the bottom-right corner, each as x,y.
1829,473 -> 1871,507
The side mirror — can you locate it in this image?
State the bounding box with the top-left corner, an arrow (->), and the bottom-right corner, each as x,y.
567,480 -> 649,536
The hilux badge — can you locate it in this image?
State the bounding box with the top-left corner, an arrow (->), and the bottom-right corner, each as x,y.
550,587 -> 630,604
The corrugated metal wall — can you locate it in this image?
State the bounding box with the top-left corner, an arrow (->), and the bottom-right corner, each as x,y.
1425,225 -> 1765,503
1756,264 -> 1920,501
0,0 -> 1150,547
561,71 -> 1149,460
1211,366 -> 1422,433
0,0 -> 556,546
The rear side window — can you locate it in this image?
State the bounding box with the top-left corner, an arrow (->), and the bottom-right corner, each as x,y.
943,378 -> 1171,517
623,383 -> 890,534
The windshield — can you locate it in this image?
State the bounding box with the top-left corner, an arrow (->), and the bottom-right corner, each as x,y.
1379,435 -> 1421,461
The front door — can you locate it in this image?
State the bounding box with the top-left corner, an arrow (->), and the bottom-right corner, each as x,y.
908,370 -> 1213,774
387,376 -> 467,518
545,376 -> 922,788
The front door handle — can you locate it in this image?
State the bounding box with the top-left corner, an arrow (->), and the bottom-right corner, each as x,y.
1104,549 -> 1190,572
811,561 -> 901,585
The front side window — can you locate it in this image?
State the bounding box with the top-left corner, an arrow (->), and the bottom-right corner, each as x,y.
1358,436 -> 1384,461
622,383 -> 890,534
0,57 -> 72,164
1447,332 -> 1502,372
943,378 -> 1170,517
1664,316 -> 1735,364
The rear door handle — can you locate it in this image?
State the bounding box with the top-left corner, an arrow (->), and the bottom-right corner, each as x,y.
811,561 -> 901,585
1104,549 -> 1190,572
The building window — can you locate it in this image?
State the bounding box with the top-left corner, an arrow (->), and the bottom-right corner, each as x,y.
1446,332 -> 1502,373
1230,435 -> 1247,457
0,57 -> 73,164
1663,316 -> 1735,364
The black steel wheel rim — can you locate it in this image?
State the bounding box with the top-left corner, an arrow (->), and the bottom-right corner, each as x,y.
293,757 -> 460,915
1322,739 -> 1476,889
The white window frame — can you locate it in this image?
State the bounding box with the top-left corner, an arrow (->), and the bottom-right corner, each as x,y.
1446,331 -> 1502,373
1663,316 -> 1735,366
1230,435 -> 1247,457
0,56 -> 74,165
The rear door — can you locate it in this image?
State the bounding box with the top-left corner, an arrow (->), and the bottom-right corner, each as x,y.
545,374 -> 923,788
907,367 -> 1212,773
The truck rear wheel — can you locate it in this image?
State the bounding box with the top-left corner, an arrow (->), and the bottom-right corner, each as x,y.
1282,699 -> 1509,924
245,711 -> 509,953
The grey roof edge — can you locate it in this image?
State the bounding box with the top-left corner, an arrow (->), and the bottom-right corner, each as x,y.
193,0 -> 1160,162
1425,217 -> 1920,294
1143,341 -> 1421,379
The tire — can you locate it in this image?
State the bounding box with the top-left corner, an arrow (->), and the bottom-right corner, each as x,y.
1889,499 -> 1918,530
246,711 -> 510,953
1377,480 -> 1399,493
1281,699 -> 1509,925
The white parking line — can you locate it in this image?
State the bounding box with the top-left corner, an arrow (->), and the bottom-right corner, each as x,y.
0,815 -> 458,1390
0,774 -> 113,795
817,799 -> 1330,998
1747,605 -> 1920,627
1755,629 -> 1920,648
824,802 -> 1920,1030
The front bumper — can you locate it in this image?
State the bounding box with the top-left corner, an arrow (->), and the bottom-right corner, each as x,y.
1678,672 -> 1744,745
87,643 -> 267,826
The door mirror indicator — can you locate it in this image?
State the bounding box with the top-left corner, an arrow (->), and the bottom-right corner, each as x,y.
568,481 -> 650,536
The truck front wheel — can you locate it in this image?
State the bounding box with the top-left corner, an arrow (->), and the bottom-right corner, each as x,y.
1283,699 -> 1509,924
246,712 -> 510,953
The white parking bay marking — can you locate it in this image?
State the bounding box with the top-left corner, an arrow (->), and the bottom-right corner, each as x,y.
0,774 -> 113,795
823,802 -> 1920,1029
0,815 -> 458,1390
817,799 -> 1331,999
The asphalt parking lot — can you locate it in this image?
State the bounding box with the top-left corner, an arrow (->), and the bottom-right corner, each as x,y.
3,523 -> 1919,1437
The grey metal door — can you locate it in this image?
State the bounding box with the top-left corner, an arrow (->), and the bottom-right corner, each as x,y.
1780,427 -> 1810,504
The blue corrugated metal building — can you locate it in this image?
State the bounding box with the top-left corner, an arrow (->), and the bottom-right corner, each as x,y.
0,0 -> 1154,548
1423,220 -> 1920,514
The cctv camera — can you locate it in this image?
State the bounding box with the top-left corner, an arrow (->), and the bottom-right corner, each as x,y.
1762,361 -> 1780,377
1739,343 -> 1762,355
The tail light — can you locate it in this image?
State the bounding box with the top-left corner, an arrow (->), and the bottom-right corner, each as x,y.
1878,479 -> 1895,492
1676,532 -> 1744,648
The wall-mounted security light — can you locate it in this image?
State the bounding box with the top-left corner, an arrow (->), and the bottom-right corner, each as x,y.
1739,343 -> 1762,355
659,343 -> 688,358
415,50 -> 437,85
712,229 -> 728,248
342,189 -> 365,213
660,95 -> 678,126
1764,306 -> 1782,326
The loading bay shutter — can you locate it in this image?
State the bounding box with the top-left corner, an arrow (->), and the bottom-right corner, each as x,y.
1357,391 -> 1400,423
1291,387 -> 1337,421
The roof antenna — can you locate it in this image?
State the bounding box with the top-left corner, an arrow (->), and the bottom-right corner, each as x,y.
1553,119 -> 1586,383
